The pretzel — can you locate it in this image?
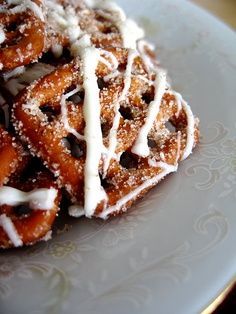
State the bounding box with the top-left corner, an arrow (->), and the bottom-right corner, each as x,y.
13,47 -> 199,219
44,0 -> 144,59
0,123 -> 60,248
0,0 -> 45,71
0,168 -> 60,248
0,126 -> 27,185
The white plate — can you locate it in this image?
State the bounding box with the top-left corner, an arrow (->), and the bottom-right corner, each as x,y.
1,0 -> 236,313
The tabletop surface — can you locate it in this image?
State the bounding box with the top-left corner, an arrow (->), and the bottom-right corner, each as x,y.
190,0 -> 236,30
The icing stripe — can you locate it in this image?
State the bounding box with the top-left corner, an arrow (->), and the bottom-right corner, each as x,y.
68,204 -> 85,218
84,0 -> 144,49
82,47 -> 107,217
118,18 -> 144,49
60,87 -> 84,141
0,25 -> 5,44
0,0 -> 45,21
132,70 -> 167,157
99,162 -> 177,219
175,131 -> 182,164
0,214 -> 23,247
0,187 -> 57,210
169,91 -> 195,160
181,99 -> 195,160
137,39 -> 158,73
99,49 -> 119,70
46,0 -> 82,56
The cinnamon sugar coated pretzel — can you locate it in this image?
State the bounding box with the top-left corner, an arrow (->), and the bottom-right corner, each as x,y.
0,0 -> 45,71
0,0 -> 199,248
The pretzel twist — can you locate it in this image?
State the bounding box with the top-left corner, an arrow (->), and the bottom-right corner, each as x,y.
0,0 -> 45,71
13,48 -> 199,218
0,170 -> 60,248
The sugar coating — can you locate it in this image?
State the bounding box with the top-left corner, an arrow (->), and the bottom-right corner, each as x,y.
0,0 -> 199,248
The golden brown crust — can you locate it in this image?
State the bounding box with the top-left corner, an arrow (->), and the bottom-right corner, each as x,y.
0,0 -> 200,247
0,0 -> 46,71
0,170 -> 60,248
13,48 -> 199,216
0,126 -> 27,185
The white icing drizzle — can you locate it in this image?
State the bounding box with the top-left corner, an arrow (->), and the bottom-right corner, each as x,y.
0,214 -> 23,247
98,56 -> 114,71
46,0 -> 82,56
99,162 -> 177,219
99,49 -> 119,70
132,70 -> 167,157
179,101 -> 195,160
45,0 -> 144,60
0,187 -> 58,210
0,0 -> 196,221
4,63 -> 55,96
0,24 -> 5,44
81,46 -> 107,217
84,0 -> 126,20
68,204 -> 85,218
103,69 -> 120,82
84,0 -> 144,49
51,43 -> 63,58
64,33 -> 109,217
136,74 -> 153,85
169,91 -> 195,160
118,19 -> 144,49
70,33 -> 91,57
0,0 -> 45,21
23,99 -> 46,122
137,39 -> 159,73
41,230 -> 52,241
60,87 -> 84,141
175,131 -> 182,164
103,49 -> 137,175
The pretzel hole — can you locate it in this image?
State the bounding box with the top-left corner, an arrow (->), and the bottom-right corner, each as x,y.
97,78 -> 108,90
40,105 -> 60,122
102,27 -> 114,35
96,14 -> 111,24
62,135 -> 85,159
6,23 -> 18,33
117,63 -> 126,72
100,175 -> 114,190
67,90 -> 84,104
119,106 -> 133,120
148,138 -> 156,148
0,108 -> 6,125
120,151 -> 138,169
1,19 -> 24,47
14,204 -> 31,217
40,48 -> 72,65
1,29 -> 18,47
165,121 -> 176,133
101,122 -> 111,137
142,91 -> 154,105
19,158 -> 43,181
